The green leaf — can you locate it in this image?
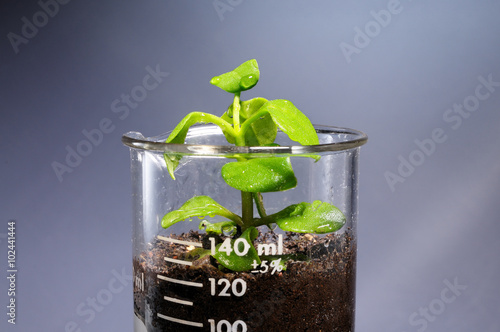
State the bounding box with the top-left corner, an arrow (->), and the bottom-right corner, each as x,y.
220,113 -> 237,144
213,227 -> 260,271
255,99 -> 319,146
166,112 -> 235,145
222,97 -> 277,146
163,112 -> 235,179
162,196 -> 242,228
187,248 -> 211,260
163,153 -> 182,180
221,157 -> 297,192
210,59 -> 260,93
199,220 -> 237,235
259,201 -> 346,234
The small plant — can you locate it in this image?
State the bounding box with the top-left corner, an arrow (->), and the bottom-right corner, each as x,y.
162,59 -> 346,271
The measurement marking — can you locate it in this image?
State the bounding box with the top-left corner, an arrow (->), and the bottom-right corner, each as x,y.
164,296 -> 193,306
157,313 -> 203,327
157,274 -> 203,288
164,257 -> 192,266
158,235 -> 202,247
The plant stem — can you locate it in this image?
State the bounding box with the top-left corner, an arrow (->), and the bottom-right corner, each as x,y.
239,108 -> 268,138
232,92 -> 253,227
253,192 -> 267,218
241,191 -> 254,226
233,92 -> 241,132
234,95 -> 246,146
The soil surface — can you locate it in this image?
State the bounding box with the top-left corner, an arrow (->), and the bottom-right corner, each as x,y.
133,230 -> 356,332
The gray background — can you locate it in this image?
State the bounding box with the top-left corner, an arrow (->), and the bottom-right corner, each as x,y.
1,1 -> 500,331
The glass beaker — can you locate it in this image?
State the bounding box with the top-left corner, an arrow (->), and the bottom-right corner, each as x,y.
123,124 -> 367,332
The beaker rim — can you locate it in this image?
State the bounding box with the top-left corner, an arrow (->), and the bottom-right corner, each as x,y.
122,124 -> 367,156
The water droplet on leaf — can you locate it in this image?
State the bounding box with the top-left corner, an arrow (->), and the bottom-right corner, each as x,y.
222,226 -> 236,236
240,74 -> 258,90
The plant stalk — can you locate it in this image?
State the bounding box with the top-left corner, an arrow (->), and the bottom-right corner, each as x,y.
232,92 -> 254,227
241,191 -> 254,227
233,92 -> 241,132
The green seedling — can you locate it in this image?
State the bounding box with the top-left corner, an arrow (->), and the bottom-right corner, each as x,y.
162,59 -> 346,272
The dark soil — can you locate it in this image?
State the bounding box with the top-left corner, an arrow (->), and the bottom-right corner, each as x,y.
133,230 -> 356,332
